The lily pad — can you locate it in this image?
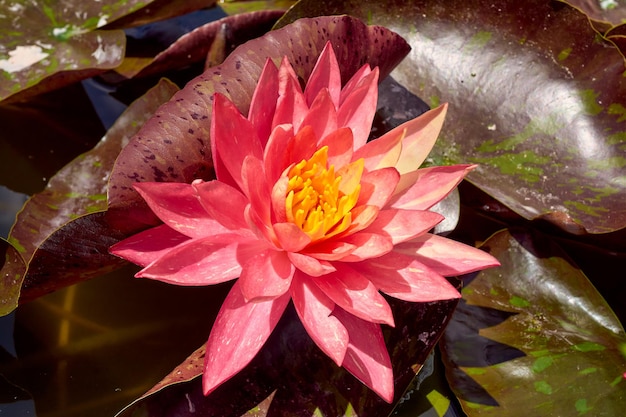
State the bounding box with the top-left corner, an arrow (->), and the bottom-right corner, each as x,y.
564,0 -> 626,27
107,15 -> 411,229
116,297 -> 459,417
277,0 -> 626,234
0,0 -> 215,102
116,10 -> 285,79
218,0 -> 297,15
440,229 -> 626,416
1,79 -> 179,308
0,239 -> 26,316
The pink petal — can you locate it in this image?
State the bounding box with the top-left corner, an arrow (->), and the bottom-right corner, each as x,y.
291,272 -> 348,365
339,64 -> 372,106
288,124 -> 318,164
300,88 -> 338,143
193,180 -> 250,232
136,233 -> 258,285
241,155 -> 271,225
384,104 -> 448,175
356,167 -> 400,208
272,57 -> 307,132
288,252 -> 336,277
395,233 -> 500,276
332,306 -> 394,403
390,164 -> 475,210
339,205 -> 379,237
264,124 -> 295,186
248,59 -> 279,147
318,127 -> 354,168
313,265 -> 394,326
134,182 -> 230,239
110,224 -> 190,267
365,209 -> 443,244
352,126 -> 402,172
211,93 -> 264,191
265,124 -> 318,186
304,41 -> 341,108
203,281 -> 290,396
273,222 -> 311,252
338,232 -> 393,262
357,251 -> 461,302
337,68 -> 379,149
270,175 -> 289,223
239,248 -> 294,302
244,204 -> 277,246
302,240 -> 357,261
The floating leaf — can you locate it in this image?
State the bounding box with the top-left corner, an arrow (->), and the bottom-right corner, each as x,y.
103,0 -> 217,29
218,0 -> 297,15
117,10 -> 284,79
0,239 -> 26,316
278,0 -> 626,234
116,297 -> 459,417
0,0 -> 215,102
1,80 -> 179,309
564,0 -> 626,27
107,15 -> 411,229
440,229 -> 626,416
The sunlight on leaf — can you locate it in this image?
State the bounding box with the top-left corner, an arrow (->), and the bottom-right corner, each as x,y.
440,229 -> 626,416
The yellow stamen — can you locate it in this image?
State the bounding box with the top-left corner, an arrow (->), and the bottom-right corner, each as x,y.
286,146 -> 363,242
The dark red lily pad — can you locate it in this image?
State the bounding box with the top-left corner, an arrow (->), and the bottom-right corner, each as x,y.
1,80 -> 179,308
278,0 -> 626,234
116,10 -> 285,79
440,229 -> 626,416
116,296 -> 459,417
107,15 -> 411,230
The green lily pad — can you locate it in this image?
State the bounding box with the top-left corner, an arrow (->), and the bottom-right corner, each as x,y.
0,239 -> 26,316
277,0 -> 626,234
440,229 -> 626,416
1,79 -> 179,309
218,0 -> 296,15
0,0 -> 215,102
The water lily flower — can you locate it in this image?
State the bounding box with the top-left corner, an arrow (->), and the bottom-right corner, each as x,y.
110,42 -> 499,402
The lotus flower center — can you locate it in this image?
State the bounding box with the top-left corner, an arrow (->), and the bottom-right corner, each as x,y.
286,146 -> 361,241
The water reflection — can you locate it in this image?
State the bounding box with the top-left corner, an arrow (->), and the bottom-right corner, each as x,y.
0,261 -> 231,417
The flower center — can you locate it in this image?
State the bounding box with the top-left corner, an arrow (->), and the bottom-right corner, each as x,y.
286,146 -> 362,241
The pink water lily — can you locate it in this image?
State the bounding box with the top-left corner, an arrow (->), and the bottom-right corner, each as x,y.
110,42 -> 499,402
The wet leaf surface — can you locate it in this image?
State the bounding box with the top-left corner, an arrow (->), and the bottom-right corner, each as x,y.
116,296 -> 459,417
218,0 -> 296,15
278,0 -> 626,234
102,0 -> 217,30
440,229 -> 626,416
564,0 -> 626,27
0,240 -> 26,316
117,10 -> 284,79
0,0 -> 215,102
107,15 -> 411,230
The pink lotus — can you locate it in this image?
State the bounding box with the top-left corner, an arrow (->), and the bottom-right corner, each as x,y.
110,42 -> 499,402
